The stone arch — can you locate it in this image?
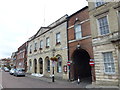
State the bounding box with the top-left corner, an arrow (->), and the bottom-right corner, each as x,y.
34,59 -> 37,73
56,54 -> 62,73
39,58 -> 43,74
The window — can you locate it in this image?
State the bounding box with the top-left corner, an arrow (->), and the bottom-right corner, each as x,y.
98,16 -> 109,35
95,0 -> 105,7
47,60 -> 50,72
103,52 -> 115,74
46,37 -> 50,48
56,32 -> 61,44
75,24 -> 82,39
57,56 -> 62,73
30,45 -> 32,53
40,40 -> 43,49
34,43 -> 37,50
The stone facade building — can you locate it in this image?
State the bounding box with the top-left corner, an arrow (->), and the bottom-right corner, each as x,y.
67,6 -> 95,83
27,15 -> 69,79
88,1 -> 120,86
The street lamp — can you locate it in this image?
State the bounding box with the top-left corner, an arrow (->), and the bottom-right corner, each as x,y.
77,43 -> 81,84
50,49 -> 57,82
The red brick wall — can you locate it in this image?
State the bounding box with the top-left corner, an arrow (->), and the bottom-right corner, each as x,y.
68,7 -> 95,81
68,7 -> 93,58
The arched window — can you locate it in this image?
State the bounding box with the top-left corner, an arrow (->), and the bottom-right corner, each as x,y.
57,56 -> 62,73
45,57 -> 50,72
47,59 -> 50,72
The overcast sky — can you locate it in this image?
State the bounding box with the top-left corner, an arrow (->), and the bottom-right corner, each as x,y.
0,0 -> 87,59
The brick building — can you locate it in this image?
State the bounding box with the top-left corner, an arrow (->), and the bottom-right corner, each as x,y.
67,6 -> 95,83
16,42 -> 28,71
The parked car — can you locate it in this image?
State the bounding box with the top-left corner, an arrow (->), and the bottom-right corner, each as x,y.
9,68 -> 16,75
13,68 -> 25,77
4,67 -> 9,72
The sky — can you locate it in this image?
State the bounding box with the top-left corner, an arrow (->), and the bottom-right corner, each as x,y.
0,0 -> 88,59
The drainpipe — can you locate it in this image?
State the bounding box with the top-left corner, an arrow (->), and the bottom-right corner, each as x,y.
117,2 -> 120,87
66,15 -> 71,81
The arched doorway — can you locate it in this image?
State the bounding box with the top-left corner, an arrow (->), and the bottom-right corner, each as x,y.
34,59 -> 37,73
72,48 -> 92,82
39,58 -> 43,74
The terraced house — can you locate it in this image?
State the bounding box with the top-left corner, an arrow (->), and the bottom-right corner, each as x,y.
27,15 -> 69,80
88,1 -> 120,86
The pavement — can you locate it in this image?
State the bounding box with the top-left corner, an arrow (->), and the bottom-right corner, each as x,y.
26,73 -> 120,89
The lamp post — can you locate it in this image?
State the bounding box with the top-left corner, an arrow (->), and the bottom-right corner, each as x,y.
51,49 -> 56,82
77,43 -> 81,84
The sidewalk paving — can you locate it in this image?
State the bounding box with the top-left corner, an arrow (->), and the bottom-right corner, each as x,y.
26,73 -> 120,89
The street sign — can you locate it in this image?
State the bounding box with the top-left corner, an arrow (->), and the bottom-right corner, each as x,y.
67,61 -> 71,66
89,60 -> 94,66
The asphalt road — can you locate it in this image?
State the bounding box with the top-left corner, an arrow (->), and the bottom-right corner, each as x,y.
1,71 -> 90,88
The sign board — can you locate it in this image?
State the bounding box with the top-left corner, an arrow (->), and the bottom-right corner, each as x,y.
67,61 -> 71,66
89,59 -> 94,66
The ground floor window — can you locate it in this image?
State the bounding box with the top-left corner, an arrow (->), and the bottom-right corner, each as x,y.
103,52 -> 115,74
57,56 -> 62,73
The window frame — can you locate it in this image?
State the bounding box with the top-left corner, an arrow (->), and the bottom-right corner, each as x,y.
47,59 -> 50,72
46,37 -> 50,48
57,56 -> 62,73
56,32 -> 61,44
74,24 -> 82,40
97,16 -> 110,36
40,40 -> 43,49
103,52 -> 115,74
34,42 -> 37,50
95,0 -> 105,7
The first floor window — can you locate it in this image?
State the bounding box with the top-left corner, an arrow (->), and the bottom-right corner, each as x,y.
74,24 -> 82,39
103,52 -> 115,74
46,37 -> 50,47
56,32 -> 61,44
98,16 -> 109,35
40,40 -> 43,49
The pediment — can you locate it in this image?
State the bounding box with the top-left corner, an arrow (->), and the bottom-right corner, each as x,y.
35,27 -> 50,37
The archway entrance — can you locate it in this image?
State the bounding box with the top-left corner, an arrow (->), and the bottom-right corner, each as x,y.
34,59 -> 37,73
39,58 -> 43,74
72,48 -> 92,82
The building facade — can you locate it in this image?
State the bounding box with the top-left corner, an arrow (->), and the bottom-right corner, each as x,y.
11,52 -> 17,68
27,15 -> 69,79
67,6 -> 95,83
88,1 -> 120,86
16,42 -> 28,71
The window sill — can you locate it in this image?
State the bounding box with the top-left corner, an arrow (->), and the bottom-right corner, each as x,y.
46,46 -> 50,48
56,42 -> 61,46
104,72 -> 116,75
34,50 -> 37,52
39,48 -> 43,50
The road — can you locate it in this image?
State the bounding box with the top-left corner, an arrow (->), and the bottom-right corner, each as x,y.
1,71 -> 90,88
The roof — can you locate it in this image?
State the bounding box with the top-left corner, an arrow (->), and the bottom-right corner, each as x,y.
68,6 -> 88,18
